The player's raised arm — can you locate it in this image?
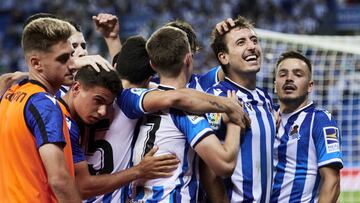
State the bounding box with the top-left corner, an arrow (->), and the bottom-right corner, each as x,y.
93,13 -> 122,61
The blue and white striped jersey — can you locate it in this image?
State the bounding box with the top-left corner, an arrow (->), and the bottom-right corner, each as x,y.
187,66 -> 221,92
55,85 -> 69,99
125,85 -> 214,203
83,90 -> 143,203
151,66 -> 221,92
206,77 -> 276,203
271,102 -> 343,203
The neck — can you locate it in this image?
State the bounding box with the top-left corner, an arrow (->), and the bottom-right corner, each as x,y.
280,98 -> 309,114
159,71 -> 188,89
227,70 -> 257,90
28,72 -> 59,95
121,79 -> 141,89
61,93 -> 77,119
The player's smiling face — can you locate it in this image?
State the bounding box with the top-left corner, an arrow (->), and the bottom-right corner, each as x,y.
223,27 -> 262,74
275,58 -> 313,104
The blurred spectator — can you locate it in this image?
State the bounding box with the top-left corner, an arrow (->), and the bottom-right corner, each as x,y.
0,0 -> 338,74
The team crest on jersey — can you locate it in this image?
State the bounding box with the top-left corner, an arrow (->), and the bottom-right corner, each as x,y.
207,112 -> 222,130
289,125 -> 301,140
130,88 -> 146,96
245,102 -> 253,111
323,127 -> 340,153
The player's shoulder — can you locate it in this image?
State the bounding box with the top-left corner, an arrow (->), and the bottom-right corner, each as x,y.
29,92 -> 59,107
206,81 -> 227,96
313,107 -> 334,121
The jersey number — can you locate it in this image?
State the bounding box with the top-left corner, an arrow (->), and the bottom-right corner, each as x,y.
86,119 -> 114,175
141,115 -> 161,157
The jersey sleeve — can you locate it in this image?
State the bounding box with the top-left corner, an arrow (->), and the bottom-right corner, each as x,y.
67,117 -> 85,163
170,109 -> 214,148
312,110 -> 343,168
205,86 -> 227,135
116,88 -> 153,119
24,92 -> 66,148
197,66 -> 220,92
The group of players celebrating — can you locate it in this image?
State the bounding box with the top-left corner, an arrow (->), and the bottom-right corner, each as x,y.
0,11 -> 343,203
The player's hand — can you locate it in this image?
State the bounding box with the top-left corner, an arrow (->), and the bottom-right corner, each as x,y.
216,18 -> 235,35
0,71 -> 28,87
224,90 -> 251,131
72,55 -> 114,72
92,13 -> 119,39
136,146 -> 179,180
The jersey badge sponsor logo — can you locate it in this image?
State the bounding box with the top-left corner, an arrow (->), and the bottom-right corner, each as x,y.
130,88 -> 146,96
213,88 -> 223,96
207,112 -> 221,130
323,127 -> 340,153
289,124 -> 301,140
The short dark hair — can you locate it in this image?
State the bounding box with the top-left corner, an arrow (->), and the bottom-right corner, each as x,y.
146,27 -> 190,77
75,65 -> 122,95
115,36 -> 155,84
210,16 -> 254,74
165,20 -> 199,53
276,51 -> 312,73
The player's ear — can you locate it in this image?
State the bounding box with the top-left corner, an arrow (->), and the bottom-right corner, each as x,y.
218,51 -> 229,66
71,81 -> 81,96
184,53 -> 192,67
29,54 -> 42,72
307,80 -> 314,93
149,60 -> 157,72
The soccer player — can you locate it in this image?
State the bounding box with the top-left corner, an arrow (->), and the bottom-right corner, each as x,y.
71,37 -> 179,202
0,17 -> 81,202
83,35 -> 249,203
0,13 -> 114,99
203,16 -> 276,202
125,26 -> 245,202
271,51 -> 343,202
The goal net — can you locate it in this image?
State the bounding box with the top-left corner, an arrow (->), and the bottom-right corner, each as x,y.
255,28 -> 360,202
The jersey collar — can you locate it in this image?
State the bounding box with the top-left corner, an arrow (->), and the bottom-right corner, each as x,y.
158,84 -> 176,91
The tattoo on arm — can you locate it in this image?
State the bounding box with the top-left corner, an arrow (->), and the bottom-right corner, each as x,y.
209,101 -> 226,111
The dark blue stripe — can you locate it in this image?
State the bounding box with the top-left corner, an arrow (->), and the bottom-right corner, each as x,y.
120,187 -> 127,203
257,91 -> 276,202
103,192 -> 112,203
241,128 -> 254,201
189,158 -> 198,203
289,112 -> 313,202
135,186 -> 145,201
152,186 -> 164,201
271,115 -> 299,202
310,173 -> 321,203
252,103 -> 268,202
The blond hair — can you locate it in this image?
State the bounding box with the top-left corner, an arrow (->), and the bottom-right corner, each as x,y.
22,17 -> 75,55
